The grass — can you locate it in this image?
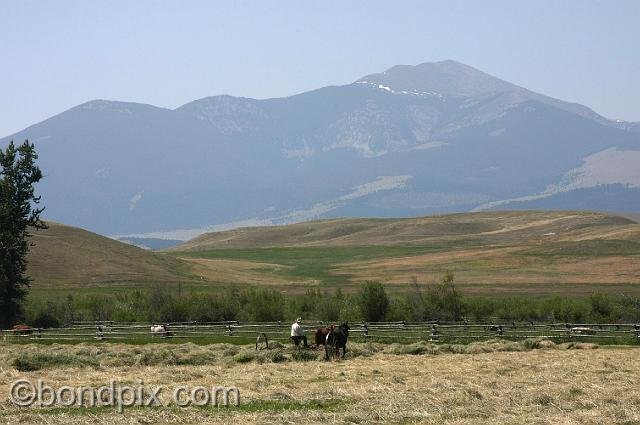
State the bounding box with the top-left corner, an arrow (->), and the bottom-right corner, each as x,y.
11,399 -> 349,416
24,211 -> 640,297
12,352 -> 101,371
175,245 -> 444,286
2,341 -> 640,424
228,398 -> 348,412
169,240 -> 640,295
165,211 -> 640,294
26,222 -> 198,288
525,240 -> 640,257
3,339 -> 601,372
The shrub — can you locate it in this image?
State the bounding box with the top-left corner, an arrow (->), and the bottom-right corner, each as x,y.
241,289 -> 285,322
358,281 -> 389,322
426,272 -> 464,321
32,311 -> 61,329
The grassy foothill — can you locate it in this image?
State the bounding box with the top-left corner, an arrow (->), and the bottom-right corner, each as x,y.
26,211 -> 640,299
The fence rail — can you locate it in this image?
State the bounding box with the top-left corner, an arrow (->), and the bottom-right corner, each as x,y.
2,321 -> 640,343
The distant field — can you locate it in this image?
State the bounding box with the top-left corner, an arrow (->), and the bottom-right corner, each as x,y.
25,211 -> 640,298
168,211 -> 640,295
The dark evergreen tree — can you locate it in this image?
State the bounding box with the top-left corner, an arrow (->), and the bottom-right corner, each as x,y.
0,140 -> 46,328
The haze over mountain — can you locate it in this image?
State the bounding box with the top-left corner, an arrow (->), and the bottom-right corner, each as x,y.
2,60 -> 639,245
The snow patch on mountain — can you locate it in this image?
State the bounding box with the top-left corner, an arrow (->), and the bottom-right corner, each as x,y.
356,81 -> 445,100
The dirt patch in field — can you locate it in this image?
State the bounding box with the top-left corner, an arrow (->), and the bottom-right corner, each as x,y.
180,257 -> 293,286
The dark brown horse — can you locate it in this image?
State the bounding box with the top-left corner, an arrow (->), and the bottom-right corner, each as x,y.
315,324 -> 335,346
325,323 -> 350,360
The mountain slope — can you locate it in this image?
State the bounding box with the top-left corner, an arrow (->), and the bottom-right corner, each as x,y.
2,61 -> 639,241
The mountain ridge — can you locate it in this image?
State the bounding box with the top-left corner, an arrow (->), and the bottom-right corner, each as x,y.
2,60 -> 639,241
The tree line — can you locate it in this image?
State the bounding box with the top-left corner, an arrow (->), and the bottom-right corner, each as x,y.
24,279 -> 640,328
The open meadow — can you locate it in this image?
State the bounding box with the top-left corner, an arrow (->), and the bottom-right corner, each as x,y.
1,340 -> 639,424
26,211 -> 640,299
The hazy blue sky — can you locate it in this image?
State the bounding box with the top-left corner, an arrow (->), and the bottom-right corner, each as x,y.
1,0 -> 639,137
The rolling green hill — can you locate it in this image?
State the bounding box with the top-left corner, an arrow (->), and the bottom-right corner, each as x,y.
168,211 -> 640,294
24,212 -> 640,296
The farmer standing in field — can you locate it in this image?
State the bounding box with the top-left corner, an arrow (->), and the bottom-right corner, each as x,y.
291,317 -> 309,348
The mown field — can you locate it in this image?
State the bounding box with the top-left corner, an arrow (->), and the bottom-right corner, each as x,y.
1,340 -> 639,424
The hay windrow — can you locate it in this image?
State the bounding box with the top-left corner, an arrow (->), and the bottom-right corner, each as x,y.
4,338 -> 581,371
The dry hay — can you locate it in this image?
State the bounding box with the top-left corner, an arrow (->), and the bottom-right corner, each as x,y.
0,340 -> 638,424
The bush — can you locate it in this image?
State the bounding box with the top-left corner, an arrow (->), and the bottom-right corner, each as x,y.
315,290 -> 343,322
358,281 -> 389,322
426,272 -> 464,321
241,289 -> 285,322
21,283 -> 640,325
31,311 -> 61,329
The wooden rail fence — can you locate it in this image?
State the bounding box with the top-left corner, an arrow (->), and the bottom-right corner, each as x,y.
2,321 -> 640,343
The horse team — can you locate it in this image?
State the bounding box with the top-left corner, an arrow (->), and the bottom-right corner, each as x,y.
313,322 -> 350,360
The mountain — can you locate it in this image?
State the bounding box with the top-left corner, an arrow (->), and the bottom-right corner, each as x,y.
2,60 -> 639,242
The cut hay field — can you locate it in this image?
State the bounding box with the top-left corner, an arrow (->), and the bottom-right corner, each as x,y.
1,341 -> 639,424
